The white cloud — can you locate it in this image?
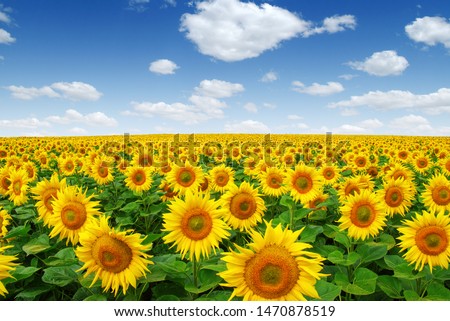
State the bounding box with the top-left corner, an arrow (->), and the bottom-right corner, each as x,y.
304,14 -> 356,36
292,81 -> 344,96
0,117 -> 50,129
260,71 -> 278,83
244,102 -> 258,113
128,0 -> 150,12
180,0 -> 312,62
329,87 -> 450,114
224,120 -> 270,133
46,109 -> 117,127
359,118 -> 383,129
347,50 -> 409,76
338,74 -> 358,81
5,82 -> 102,101
405,16 -> 450,48
0,11 -> 11,24
69,127 -> 88,135
263,102 -> 276,109
0,28 -> 15,44
149,59 -> 179,75
194,79 -> 244,98
336,124 -> 366,133
288,114 -> 303,120
340,108 -> 359,116
389,114 -> 432,132
335,118 -> 383,134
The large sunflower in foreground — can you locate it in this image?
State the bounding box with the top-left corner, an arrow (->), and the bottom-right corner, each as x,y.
162,191 -> 230,261
166,161 -> 204,196
398,210 -> 450,272
49,186 -> 101,245
219,221 -> 326,301
220,182 -> 266,231
124,166 -> 153,194
31,173 -> 67,227
286,163 -> 322,204
0,246 -> 18,297
377,177 -> 414,217
422,174 -> 450,214
338,189 -> 387,240
76,216 -> 153,296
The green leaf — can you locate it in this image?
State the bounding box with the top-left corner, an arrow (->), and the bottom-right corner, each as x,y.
311,280 -> 341,301
144,233 -> 163,244
357,244 -> 387,264
15,285 -> 53,300
5,224 -> 31,238
11,266 -> 40,281
185,269 -> 222,294
196,291 -> 233,301
377,275 -> 403,299
384,255 -> 406,269
334,233 -> 351,249
12,205 -> 36,220
42,266 -> 78,287
327,251 -> 360,266
323,224 -> 351,248
299,225 -> 323,243
308,210 -> 327,221
425,282 -> 450,300
121,202 -> 140,212
341,169 -> 353,177
157,260 -> 188,275
404,289 -> 420,301
44,248 -> 78,267
393,263 -> 427,280
336,268 -> 378,295
84,294 -> 108,301
279,194 -> 295,208
22,234 -> 51,255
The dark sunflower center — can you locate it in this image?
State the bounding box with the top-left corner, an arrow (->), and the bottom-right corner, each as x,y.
178,169 -> 195,187
386,187 -> 403,207
181,209 -> 213,241
43,188 -> 57,210
60,202 -> 87,230
432,186 -> 450,206
350,202 -> 376,228
92,234 -> 133,273
294,175 -> 312,193
215,172 -> 229,186
133,171 -> 146,185
415,226 -> 448,256
230,192 -> 257,219
98,167 -> 108,178
13,181 -> 22,195
268,174 -> 282,188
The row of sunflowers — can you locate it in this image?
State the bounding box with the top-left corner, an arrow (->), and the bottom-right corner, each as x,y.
0,134 -> 449,300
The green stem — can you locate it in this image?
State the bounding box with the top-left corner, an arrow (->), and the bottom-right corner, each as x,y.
193,257 -> 199,289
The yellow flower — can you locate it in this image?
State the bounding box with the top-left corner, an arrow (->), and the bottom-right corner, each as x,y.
165,161 -> 204,196
76,216 -> 153,296
90,156 -> 114,185
286,163 -> 322,204
6,168 -> 30,206
49,186 -> 101,245
0,246 -> 18,297
220,181 -> 266,231
208,164 -> 235,193
219,221 -> 326,301
398,210 -> 450,272
422,174 -> 450,214
162,190 -> 230,261
31,173 -> 67,227
377,177 -> 414,217
0,208 -> 12,238
258,166 -> 288,197
338,189 -> 387,240
124,166 -> 153,194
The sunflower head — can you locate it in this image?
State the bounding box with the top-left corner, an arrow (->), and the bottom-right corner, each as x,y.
0,245 -> 18,297
422,174 -> 450,214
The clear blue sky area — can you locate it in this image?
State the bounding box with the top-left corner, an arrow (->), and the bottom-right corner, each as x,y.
1,0 -> 449,136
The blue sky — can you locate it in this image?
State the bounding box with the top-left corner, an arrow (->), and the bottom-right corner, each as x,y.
1,0 -> 450,136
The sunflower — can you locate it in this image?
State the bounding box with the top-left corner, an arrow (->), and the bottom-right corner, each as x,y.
0,208 -> 12,238
90,156 -> 114,185
162,190 -> 230,261
31,173 -> 67,227
319,164 -> 339,186
385,162 -> 415,182
208,164 -> 235,193
59,156 -> 77,176
219,221 -> 326,301
165,161 -> 204,195
441,157 -> 450,176
398,210 -> 450,272
0,246 -> 18,297
422,174 -> 450,214
338,189 -> 387,240
305,192 -> 328,211
159,180 -> 179,202
286,163 -> 322,204
412,153 -> 432,174
75,216 -> 153,296
0,167 -> 11,196
6,168 -> 30,206
124,166 -> 153,194
377,177 -> 414,217
49,186 -> 101,245
220,182 -> 266,231
258,166 -> 288,198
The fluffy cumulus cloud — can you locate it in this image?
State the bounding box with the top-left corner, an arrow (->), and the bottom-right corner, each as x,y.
46,109 -> 117,127
329,87 -> 450,114
0,117 -> 50,129
292,81 -> 344,96
405,16 -> 450,48
5,81 -> 102,101
260,71 -> 278,83
347,50 -> 409,76
287,114 -> 303,120
0,10 -> 11,24
125,79 -> 244,124
128,0 -> 150,12
336,118 -> 383,133
224,120 -> 270,133
244,102 -> 258,113
194,79 -> 244,98
180,0 -> 355,62
389,114 -> 432,132
149,59 -> 179,75
0,28 -> 15,44
303,14 -> 356,36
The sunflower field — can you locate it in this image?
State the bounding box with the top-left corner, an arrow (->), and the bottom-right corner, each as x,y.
0,133 -> 449,301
